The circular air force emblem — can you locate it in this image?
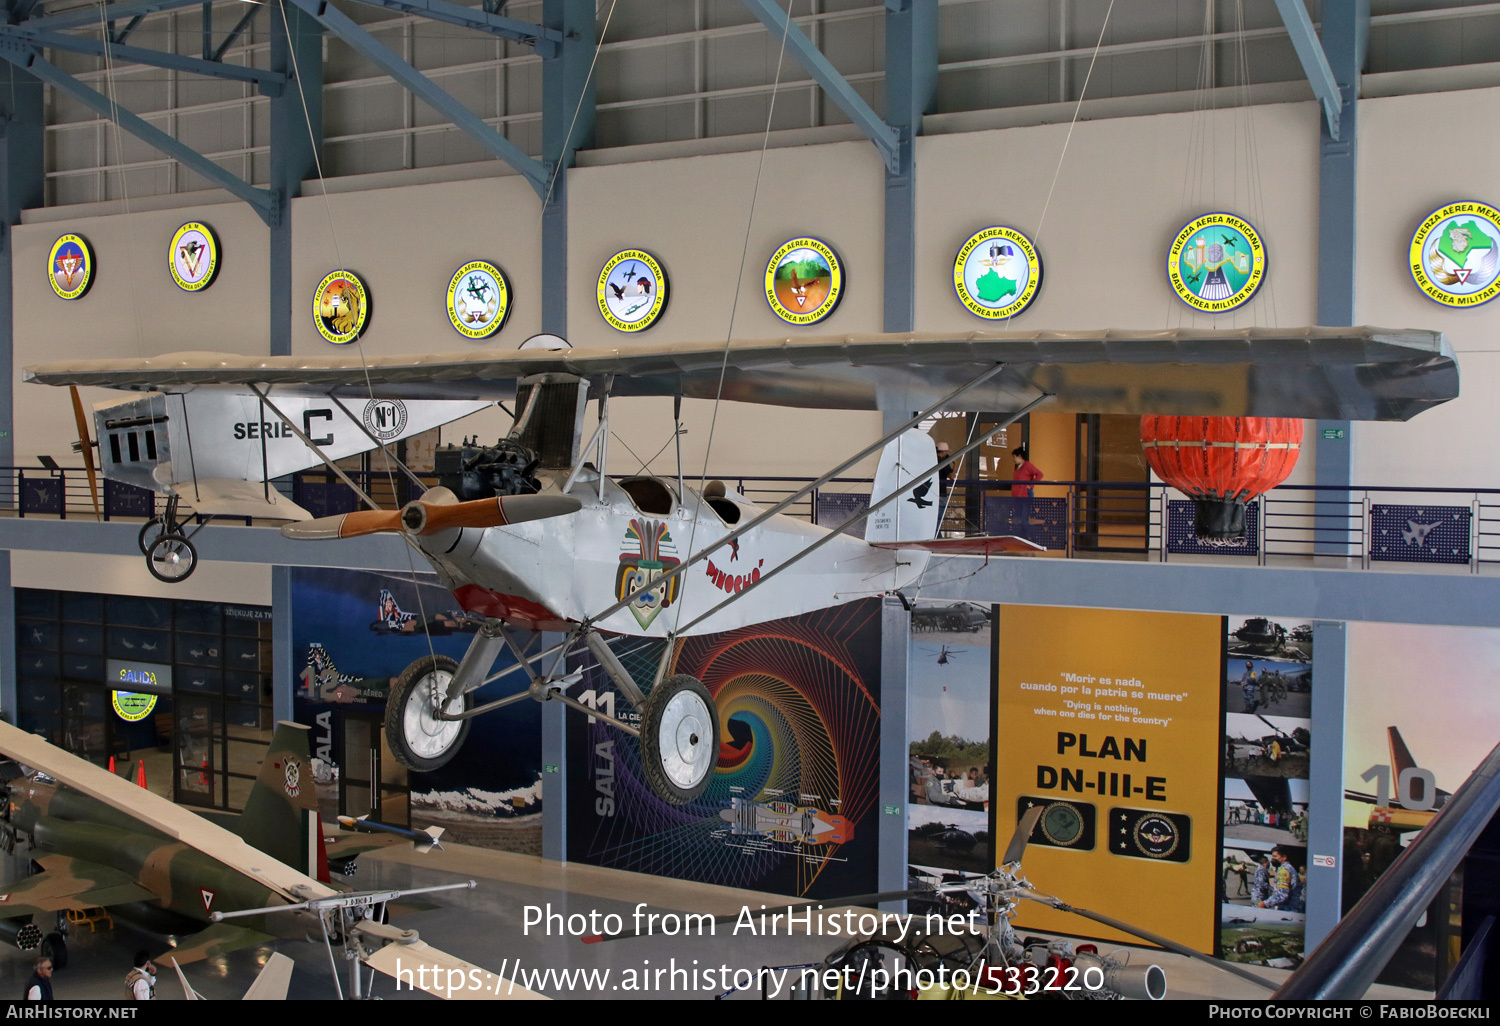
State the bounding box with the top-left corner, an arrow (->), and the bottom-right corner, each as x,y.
953,225 -> 1043,320
1167,213 -> 1266,312
313,270 -> 370,345
1409,202 -> 1500,308
597,249 -> 668,332
446,260 -> 511,339
111,691 -> 157,722
170,222 -> 219,292
1131,813 -> 1181,859
363,399 -> 408,441
765,237 -> 844,325
49,234 -> 94,300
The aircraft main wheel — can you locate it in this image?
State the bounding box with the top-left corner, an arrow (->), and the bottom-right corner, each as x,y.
146,533 -> 197,583
40,932 -> 66,972
137,517 -> 166,555
639,674 -> 718,805
385,655 -> 470,772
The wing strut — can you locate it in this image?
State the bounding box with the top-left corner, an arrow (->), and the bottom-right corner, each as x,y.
247,385 -> 382,511
672,391 -> 1053,636
586,362 -> 1015,631
328,394 -> 430,496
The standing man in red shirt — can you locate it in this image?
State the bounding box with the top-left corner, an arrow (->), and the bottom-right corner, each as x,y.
1010,444 -> 1043,540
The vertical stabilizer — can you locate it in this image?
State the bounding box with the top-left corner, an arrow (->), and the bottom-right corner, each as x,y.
1387,726 -> 1418,779
236,721 -> 320,875
865,429 -> 940,543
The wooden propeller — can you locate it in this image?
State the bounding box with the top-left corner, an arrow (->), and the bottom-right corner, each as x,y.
281,493 -> 581,541
68,386 -> 100,521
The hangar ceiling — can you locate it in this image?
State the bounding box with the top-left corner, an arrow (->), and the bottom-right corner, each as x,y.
27,0 -> 1500,206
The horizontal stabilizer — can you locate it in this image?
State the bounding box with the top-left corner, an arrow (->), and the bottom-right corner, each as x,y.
168,478 -> 311,522
869,536 -> 1044,555
363,935 -> 548,1000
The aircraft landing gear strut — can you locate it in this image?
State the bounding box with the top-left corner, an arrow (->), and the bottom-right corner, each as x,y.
384,622 -> 719,804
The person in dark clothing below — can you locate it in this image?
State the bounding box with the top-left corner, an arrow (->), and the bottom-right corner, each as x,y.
1010,444 -> 1043,539
126,950 -> 156,1000
24,957 -> 53,1000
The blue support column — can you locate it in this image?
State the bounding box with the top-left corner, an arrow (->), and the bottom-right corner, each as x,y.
882,0 -> 935,335
269,1 -> 322,357
540,631 -> 567,861
272,566 -> 294,723
878,1 -> 935,901
538,1 -> 594,860
1306,620 -> 1348,949
1314,1 -> 1367,552
0,69 -> 42,720
879,594 -> 911,909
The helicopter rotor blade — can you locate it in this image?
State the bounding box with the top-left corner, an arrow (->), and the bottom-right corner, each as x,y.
1001,805 -> 1044,867
1010,888 -> 1276,991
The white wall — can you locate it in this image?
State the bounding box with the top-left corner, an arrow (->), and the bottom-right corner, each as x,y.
13,202 -> 269,465
1354,86 -> 1500,490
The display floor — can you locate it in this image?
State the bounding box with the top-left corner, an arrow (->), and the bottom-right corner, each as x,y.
0,843 -> 1432,1001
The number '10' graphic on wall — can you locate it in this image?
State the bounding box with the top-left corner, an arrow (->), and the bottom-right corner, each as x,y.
1360,763 -> 1439,811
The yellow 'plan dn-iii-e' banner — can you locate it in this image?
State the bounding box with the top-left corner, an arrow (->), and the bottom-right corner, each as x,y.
994,606 -> 1223,952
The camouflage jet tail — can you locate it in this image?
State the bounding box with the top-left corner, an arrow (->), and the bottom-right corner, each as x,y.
235,721 -> 322,878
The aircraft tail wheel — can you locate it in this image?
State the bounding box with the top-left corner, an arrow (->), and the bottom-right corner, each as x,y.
137,516 -> 166,555
146,533 -> 197,583
640,674 -> 718,805
40,932 -> 66,972
385,655 -> 470,772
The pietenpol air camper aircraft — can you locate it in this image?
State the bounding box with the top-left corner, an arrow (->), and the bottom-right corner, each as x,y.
25,327 -> 1458,805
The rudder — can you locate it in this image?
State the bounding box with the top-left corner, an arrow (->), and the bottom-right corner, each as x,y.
865,429 -> 940,543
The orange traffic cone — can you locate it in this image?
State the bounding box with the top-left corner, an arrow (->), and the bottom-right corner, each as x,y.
107,756 -> 115,775
135,760 -> 147,789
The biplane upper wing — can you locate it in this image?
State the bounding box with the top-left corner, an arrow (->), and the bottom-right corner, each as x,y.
23,326 -> 1457,421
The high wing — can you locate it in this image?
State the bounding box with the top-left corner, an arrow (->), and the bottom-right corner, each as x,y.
23,326 -> 1457,421
0,719 -> 335,904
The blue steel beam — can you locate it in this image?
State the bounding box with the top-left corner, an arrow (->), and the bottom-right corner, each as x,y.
342,0 -> 561,56
112,15 -> 145,44
1271,0 -> 1342,140
738,0 -> 901,174
269,1 -> 321,355
211,5 -> 258,62
1,26 -> 288,91
0,47 -> 278,221
883,0 -> 935,334
286,0 -> 549,197
24,0 -> 210,34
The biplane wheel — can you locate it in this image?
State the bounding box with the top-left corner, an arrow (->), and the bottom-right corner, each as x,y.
146,533 -> 197,583
639,675 -> 718,805
40,933 -> 66,972
137,517 -> 166,555
386,655 -> 470,772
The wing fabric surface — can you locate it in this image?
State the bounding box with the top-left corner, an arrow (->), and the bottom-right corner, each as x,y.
0,720 -> 335,903
22,327 -> 1457,421
870,536 -> 1045,555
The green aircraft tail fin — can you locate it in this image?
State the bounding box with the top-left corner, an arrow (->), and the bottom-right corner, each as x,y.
236,721 -> 321,877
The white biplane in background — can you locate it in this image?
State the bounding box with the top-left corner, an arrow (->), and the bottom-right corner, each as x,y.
26,327 -> 1457,804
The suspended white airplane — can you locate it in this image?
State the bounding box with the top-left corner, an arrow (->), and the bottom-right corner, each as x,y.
25,326 -> 1457,804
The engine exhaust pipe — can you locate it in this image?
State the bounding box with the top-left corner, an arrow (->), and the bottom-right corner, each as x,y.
1072,951 -> 1167,1000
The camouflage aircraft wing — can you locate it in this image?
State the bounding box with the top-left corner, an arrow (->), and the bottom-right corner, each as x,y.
22,326 -> 1457,421
0,720 -> 336,904
0,853 -> 157,917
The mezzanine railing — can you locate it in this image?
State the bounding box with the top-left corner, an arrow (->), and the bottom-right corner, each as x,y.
3,467 -> 1498,573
